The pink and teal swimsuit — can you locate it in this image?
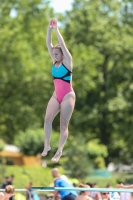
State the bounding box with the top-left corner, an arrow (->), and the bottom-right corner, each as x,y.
52,62 -> 73,103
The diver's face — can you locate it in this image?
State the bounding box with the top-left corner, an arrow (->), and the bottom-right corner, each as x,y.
52,48 -> 63,62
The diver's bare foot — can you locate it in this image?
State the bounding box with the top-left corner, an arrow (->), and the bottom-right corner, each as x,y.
51,150 -> 62,162
41,147 -> 51,157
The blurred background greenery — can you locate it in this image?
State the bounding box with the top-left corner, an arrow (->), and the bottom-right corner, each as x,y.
1,0 -> 133,187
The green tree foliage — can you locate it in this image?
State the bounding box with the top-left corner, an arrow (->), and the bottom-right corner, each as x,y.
63,0 -> 133,165
0,0 -> 56,142
0,139 -> 5,151
15,128 -> 44,155
15,128 -> 60,156
61,136 -> 108,179
14,129 -> 108,179
1,0 -> 133,173
87,139 -> 108,168
63,135 -> 92,179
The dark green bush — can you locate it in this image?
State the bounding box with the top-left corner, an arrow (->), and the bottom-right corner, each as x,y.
1,166 -> 53,188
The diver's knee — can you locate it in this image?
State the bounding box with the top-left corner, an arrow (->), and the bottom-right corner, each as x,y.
60,123 -> 68,132
44,118 -> 53,124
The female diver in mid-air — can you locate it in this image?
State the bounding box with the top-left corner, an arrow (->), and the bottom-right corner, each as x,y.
41,19 -> 76,162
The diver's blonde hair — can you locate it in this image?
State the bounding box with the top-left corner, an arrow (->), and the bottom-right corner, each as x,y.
52,44 -> 63,54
